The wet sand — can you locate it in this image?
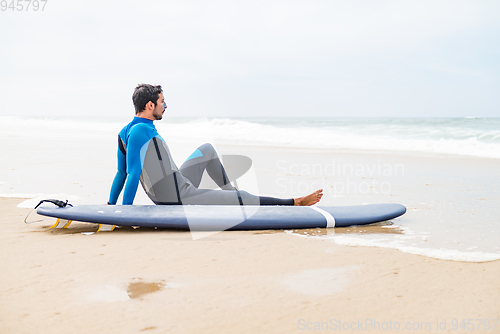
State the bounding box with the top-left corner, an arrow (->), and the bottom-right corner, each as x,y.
1,197 -> 499,334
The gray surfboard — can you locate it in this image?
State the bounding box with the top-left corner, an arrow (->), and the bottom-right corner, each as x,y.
37,203 -> 406,231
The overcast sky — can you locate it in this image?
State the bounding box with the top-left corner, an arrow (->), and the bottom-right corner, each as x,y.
1,0 -> 499,118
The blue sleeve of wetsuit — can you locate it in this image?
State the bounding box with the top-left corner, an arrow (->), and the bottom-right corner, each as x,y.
122,124 -> 152,205
108,145 -> 127,205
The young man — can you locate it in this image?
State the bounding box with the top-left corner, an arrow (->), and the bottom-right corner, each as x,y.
108,84 -> 323,206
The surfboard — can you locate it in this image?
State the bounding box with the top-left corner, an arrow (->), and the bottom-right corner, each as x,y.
37,203 -> 406,231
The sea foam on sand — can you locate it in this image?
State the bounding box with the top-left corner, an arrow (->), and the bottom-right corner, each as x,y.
328,235 -> 500,263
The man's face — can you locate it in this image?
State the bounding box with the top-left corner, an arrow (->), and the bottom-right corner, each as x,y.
152,93 -> 166,120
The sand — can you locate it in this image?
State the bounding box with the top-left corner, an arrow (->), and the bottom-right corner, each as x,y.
1,197 -> 499,334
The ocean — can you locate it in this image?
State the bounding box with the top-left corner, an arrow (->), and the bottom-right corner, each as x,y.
1,116 -> 499,262
2,116 -> 499,158
159,117 -> 500,159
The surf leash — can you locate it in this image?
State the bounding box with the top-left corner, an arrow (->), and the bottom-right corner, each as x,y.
24,199 -> 73,224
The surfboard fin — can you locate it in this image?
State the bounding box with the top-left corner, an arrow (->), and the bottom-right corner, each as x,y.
97,224 -> 116,232
50,218 -> 73,229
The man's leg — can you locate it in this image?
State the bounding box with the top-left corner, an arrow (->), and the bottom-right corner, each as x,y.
177,143 -> 320,206
179,187 -> 294,206
179,143 -> 235,190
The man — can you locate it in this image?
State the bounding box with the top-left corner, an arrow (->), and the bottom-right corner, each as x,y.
108,84 -> 323,206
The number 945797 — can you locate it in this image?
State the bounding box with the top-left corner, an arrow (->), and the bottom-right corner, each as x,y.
1,0 -> 48,11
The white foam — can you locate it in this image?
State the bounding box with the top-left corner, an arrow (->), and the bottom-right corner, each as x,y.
165,282 -> 184,289
153,117 -> 500,159
331,235 -> 500,263
11,194 -> 81,208
86,285 -> 130,302
2,116 -> 500,159
0,116 -> 122,137
0,193 -> 38,199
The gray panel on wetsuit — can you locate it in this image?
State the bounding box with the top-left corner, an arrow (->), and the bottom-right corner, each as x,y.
139,138 -> 276,206
140,139 -> 180,204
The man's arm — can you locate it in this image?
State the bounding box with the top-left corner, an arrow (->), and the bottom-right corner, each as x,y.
121,124 -> 152,205
108,135 -> 127,204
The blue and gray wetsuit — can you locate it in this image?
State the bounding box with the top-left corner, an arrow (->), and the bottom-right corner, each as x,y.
108,117 -> 294,206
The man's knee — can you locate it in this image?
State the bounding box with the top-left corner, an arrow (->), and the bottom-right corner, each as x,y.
199,143 -> 217,157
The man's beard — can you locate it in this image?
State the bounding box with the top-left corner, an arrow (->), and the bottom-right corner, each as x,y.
154,111 -> 164,120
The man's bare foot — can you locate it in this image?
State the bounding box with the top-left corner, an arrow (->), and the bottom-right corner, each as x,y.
294,189 -> 323,206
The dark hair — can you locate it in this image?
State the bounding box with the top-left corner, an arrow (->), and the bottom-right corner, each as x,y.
132,84 -> 163,114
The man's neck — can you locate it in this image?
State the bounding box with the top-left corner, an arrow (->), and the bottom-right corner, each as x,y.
136,113 -> 155,121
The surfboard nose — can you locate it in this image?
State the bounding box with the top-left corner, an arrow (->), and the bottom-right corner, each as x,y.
391,203 -> 407,217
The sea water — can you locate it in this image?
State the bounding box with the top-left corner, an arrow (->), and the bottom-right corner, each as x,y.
156,117 -> 500,159
1,116 -> 499,262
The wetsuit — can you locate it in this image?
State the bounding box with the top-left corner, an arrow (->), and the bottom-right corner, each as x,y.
108,117 -> 294,206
